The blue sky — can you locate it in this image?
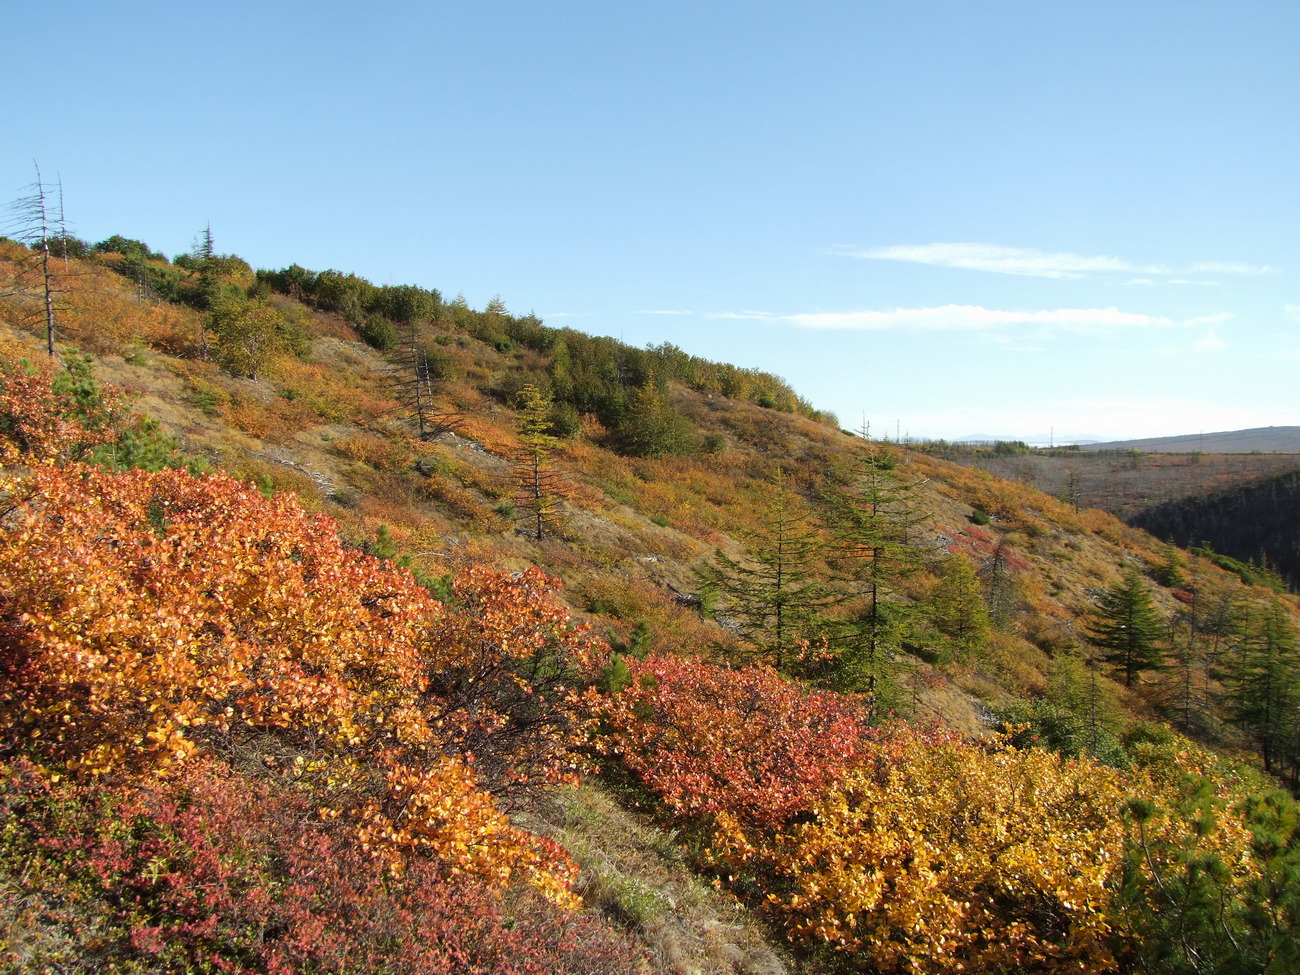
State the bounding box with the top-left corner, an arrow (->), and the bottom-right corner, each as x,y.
6,1 -> 1298,442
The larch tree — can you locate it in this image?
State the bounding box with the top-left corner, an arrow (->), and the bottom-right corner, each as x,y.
702,470 -> 832,669
1087,568 -> 1166,688
822,440 -> 927,699
930,553 -> 991,662
1225,602 -> 1300,782
513,383 -> 566,542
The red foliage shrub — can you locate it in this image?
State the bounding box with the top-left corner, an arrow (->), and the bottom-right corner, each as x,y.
0,757 -> 644,974
0,366 -> 603,899
593,654 -> 874,831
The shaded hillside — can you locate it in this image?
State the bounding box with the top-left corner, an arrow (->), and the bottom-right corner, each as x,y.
918,440 -> 1300,520
1132,469 -> 1300,591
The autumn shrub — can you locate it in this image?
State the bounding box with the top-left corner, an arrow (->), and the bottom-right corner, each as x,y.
222,450 -> 323,504
597,650 -> 1236,973
272,355 -> 399,424
0,378 -> 604,900
0,356 -> 123,465
0,756 -> 645,974
598,645 -> 1300,975
333,430 -> 415,470
58,264 -> 200,355
417,470 -> 505,529
592,657 -> 1139,973
421,564 -> 601,807
755,731 -> 1125,974
593,655 -> 873,834
220,388 -> 317,443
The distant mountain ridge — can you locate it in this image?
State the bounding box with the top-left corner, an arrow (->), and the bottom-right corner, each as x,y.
1079,426 -> 1300,454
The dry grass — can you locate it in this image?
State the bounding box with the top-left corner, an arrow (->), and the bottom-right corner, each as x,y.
520,784 -> 793,975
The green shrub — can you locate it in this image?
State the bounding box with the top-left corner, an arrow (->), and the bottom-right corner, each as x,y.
356,312 -> 397,350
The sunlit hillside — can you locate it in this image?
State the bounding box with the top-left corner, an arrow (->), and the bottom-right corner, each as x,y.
3,236 -> 1298,974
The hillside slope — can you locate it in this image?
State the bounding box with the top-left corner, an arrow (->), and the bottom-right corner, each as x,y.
4,236 -> 1297,756
4,236 -> 1300,973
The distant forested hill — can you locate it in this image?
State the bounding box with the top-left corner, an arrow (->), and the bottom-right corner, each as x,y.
1131,469 -> 1300,591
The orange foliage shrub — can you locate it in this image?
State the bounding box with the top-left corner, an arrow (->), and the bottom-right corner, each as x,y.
0,360 -> 123,467
62,265 -> 201,355
334,431 -> 416,470
578,573 -> 721,657
2,754 -> 646,973
595,653 -> 1230,973
0,376 -> 601,900
221,389 -> 318,443
272,356 -> 399,424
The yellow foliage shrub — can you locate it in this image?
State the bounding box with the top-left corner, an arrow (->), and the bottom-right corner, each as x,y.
743,730 -> 1126,973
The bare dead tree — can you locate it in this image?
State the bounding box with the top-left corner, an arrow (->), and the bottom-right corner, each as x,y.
391,319 -> 460,440
3,164 -> 69,356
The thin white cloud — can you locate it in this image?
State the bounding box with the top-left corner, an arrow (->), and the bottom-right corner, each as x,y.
774,304 -> 1175,332
1183,312 -> 1235,328
637,302 -> 1218,338
838,242 -> 1278,281
712,310 -> 778,321
834,243 -> 1150,279
1188,261 -> 1278,275
1193,330 -> 1229,353
1130,277 -> 1223,287
1286,304 -> 1300,323
635,309 -> 697,316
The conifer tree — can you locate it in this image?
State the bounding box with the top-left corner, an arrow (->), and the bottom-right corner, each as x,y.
982,538 -> 1021,630
822,441 -> 927,697
930,553 -> 991,661
1225,603 -> 1300,781
1087,568 -> 1166,688
702,470 -> 831,669
1154,540 -> 1188,589
616,377 -> 695,457
1170,598 -> 1198,735
513,383 -> 565,541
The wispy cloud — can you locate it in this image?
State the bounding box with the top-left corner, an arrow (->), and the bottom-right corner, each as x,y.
635,309 -> 697,316
717,304 -> 1176,333
639,303 -> 1230,338
1183,312 -> 1235,328
1192,330 -> 1229,353
1188,261 -> 1278,275
1285,304 -> 1300,323
836,242 -> 1278,281
833,243 -> 1146,279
